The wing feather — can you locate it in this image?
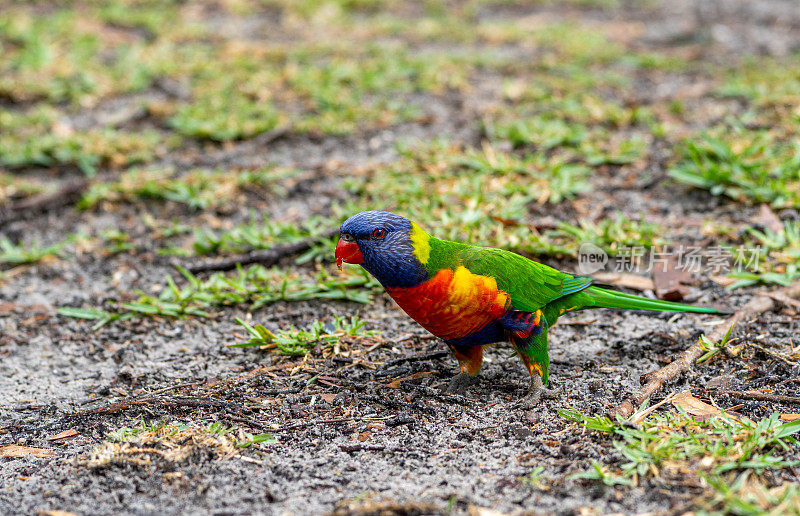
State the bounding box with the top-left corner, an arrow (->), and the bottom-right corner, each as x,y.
457,246 -> 592,312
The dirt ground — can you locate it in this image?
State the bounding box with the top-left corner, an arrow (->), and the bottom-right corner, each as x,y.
2,1 -> 800,515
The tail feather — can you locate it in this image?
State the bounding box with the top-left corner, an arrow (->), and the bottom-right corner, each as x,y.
582,285 -> 727,314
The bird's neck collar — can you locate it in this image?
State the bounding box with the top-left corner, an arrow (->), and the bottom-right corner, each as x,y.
361,222 -> 432,289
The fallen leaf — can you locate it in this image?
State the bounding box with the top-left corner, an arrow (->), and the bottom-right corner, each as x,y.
671,391 -> 725,421
760,291 -> 800,309
780,414 -> 800,421
383,371 -> 434,389
28,304 -> 53,314
0,445 -> 54,458
652,253 -> 690,301
319,393 -> 337,403
489,215 -> 521,227
759,204 -> 783,234
47,429 -> 80,441
36,511 -> 79,516
710,275 -> 738,287
110,387 -> 129,397
592,272 -> 654,292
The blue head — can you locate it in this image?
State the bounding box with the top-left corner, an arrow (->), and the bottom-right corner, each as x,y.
335,210 -> 429,288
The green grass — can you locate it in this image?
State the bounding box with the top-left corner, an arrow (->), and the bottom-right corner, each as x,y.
0,5 -> 186,105
58,264 -> 380,329
105,418 -> 268,452
100,229 -> 137,255
696,324 -> 735,365
0,107 -> 171,175
555,213 -> 666,255
78,166 -> 286,210
561,408 -> 800,514
0,172 -> 46,203
520,466 -> 548,491
230,314 -> 377,355
1,0 -> 479,173
0,236 -> 70,266
168,81 -> 283,141
0,0 -> 693,180
0,0 -> 682,173
343,141 -> 663,257
0,3 -> 188,172
718,55 -> 800,110
235,432 -> 275,448
669,126 -> 800,208
187,215 -> 336,263
171,41 -> 472,139
107,417 -> 186,442
342,141 -> 590,251
727,220 -> 800,289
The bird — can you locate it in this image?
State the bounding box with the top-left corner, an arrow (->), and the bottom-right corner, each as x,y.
335,210 -> 726,405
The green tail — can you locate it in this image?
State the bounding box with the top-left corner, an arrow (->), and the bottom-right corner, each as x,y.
579,285 -> 727,314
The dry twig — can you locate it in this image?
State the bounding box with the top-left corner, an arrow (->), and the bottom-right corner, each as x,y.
177,227 -> 338,273
0,178 -> 88,225
614,280 -> 800,418
702,389 -> 800,405
72,396 -> 241,416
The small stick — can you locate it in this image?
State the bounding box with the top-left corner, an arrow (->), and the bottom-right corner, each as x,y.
631,392 -> 678,424
702,389 -> 800,405
71,396 -> 240,416
177,227 -> 338,273
760,291 -> 800,310
269,416 -> 389,433
615,280 -> 800,418
0,178 -> 88,225
142,380 -> 199,397
340,444 -> 387,452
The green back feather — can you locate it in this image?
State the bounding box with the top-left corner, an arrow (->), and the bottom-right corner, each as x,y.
428,238 -> 592,312
422,235 -> 724,316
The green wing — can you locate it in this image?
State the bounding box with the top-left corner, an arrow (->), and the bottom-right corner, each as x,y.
457,245 -> 592,312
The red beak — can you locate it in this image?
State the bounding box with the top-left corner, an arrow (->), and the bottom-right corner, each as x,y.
335,239 -> 363,270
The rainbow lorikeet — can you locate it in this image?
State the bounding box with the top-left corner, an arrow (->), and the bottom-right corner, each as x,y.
335,210 -> 725,404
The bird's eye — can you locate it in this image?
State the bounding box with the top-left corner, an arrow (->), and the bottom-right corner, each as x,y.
373,228 -> 386,239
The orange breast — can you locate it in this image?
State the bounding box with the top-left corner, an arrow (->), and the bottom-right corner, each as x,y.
385,266 -> 509,340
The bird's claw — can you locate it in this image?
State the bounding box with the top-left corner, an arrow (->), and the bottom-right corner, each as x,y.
517,375 -> 560,408
445,372 -> 476,395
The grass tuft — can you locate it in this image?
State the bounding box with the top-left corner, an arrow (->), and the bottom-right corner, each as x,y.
669,127 -> 800,208
59,265 -> 380,329
230,314 -> 377,355
560,407 -> 800,513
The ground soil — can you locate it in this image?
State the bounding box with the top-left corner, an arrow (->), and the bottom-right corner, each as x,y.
1,1 -> 799,515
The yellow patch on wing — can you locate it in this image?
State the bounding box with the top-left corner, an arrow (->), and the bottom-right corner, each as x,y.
409,221 -> 430,264
450,266 -> 508,313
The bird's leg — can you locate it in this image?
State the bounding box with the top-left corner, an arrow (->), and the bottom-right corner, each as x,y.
517,353 -> 556,407
526,373 -> 545,406
522,373 -> 560,407
511,323 -> 558,407
445,344 -> 483,394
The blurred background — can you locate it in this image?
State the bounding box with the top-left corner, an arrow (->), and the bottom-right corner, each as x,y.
2,1 -> 800,514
